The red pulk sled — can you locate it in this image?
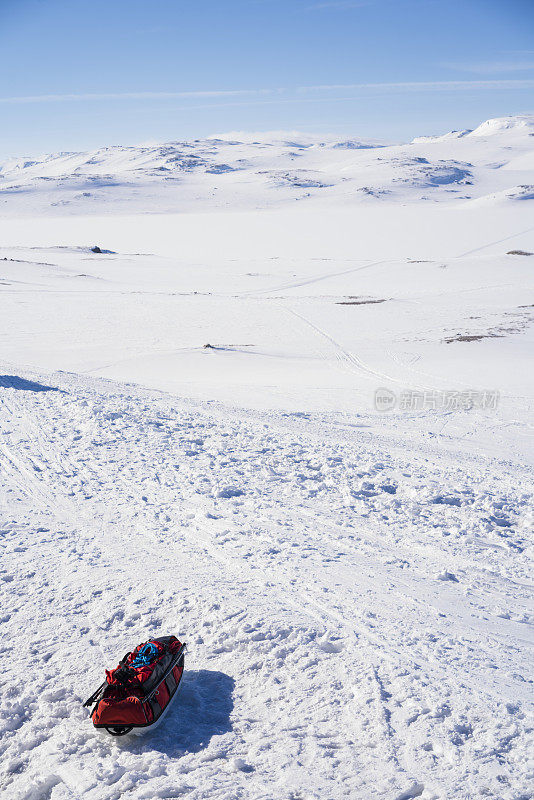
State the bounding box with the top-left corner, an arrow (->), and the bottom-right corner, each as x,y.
83,635 -> 186,736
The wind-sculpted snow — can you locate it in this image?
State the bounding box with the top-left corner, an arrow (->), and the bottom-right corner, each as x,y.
0,369 -> 532,799
0,115 -> 532,214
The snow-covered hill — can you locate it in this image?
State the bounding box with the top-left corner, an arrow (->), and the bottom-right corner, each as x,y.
0,115 -> 533,800
0,115 -> 533,215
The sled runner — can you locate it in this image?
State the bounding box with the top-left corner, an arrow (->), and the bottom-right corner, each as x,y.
83,635 -> 186,736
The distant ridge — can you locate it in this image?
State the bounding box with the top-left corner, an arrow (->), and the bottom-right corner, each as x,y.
0,115 -> 532,215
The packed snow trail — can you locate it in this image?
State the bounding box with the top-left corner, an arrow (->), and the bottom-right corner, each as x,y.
0,368 -> 532,800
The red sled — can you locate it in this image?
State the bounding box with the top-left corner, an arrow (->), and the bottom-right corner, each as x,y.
83,635 -> 186,736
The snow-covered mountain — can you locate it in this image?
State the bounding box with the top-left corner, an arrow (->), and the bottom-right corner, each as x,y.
0,115 -> 533,215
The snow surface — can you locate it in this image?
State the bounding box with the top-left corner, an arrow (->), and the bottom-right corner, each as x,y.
0,115 -> 533,800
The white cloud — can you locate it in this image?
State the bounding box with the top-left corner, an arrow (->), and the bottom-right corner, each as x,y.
442,61 -> 534,74
0,89 -> 280,105
298,79 -> 534,91
1,79 -> 534,106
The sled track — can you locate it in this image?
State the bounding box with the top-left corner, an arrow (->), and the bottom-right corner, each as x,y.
239,258 -> 390,297
285,305 -> 418,388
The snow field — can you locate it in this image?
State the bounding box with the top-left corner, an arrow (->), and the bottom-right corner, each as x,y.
0,212 -> 532,467
1,370 -> 532,799
1,114 -> 533,799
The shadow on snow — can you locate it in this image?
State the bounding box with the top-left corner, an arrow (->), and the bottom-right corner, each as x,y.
0,375 -> 59,392
121,670 -> 235,757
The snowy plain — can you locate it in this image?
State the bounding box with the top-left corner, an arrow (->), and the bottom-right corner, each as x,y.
0,115 -> 533,800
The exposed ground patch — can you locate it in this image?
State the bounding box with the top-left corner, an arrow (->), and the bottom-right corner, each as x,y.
336,297 -> 387,306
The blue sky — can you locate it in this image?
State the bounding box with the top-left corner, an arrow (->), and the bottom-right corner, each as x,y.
1,0 -> 533,155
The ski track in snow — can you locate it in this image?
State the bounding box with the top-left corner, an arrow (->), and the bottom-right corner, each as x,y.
285,305 -> 409,388
1,369 -> 532,800
239,259 -> 389,297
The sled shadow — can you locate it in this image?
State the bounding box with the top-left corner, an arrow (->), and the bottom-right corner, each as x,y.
138,670 -> 235,756
0,375 -> 59,392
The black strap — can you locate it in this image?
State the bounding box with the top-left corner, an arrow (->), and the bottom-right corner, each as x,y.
144,644 -> 186,703
148,696 -> 161,720
165,670 -> 177,694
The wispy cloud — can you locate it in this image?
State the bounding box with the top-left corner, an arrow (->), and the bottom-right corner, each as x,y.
298,79 -> 534,91
0,88 -> 282,105
442,60 -> 534,74
1,79 -> 533,105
